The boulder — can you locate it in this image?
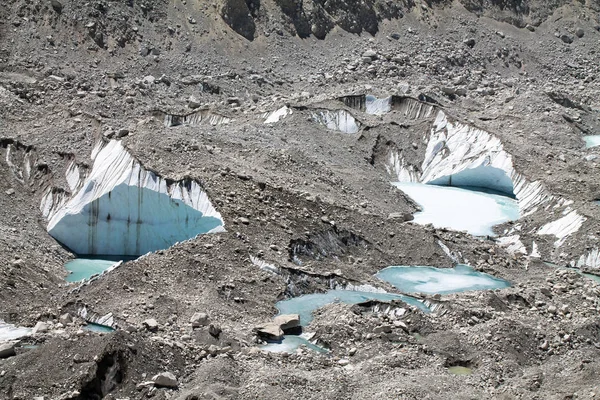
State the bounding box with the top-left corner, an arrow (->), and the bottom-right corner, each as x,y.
0,342 -> 17,358
152,371 -> 178,388
273,314 -> 301,331
32,321 -> 49,335
59,313 -> 72,325
254,322 -> 284,340
190,312 -> 209,328
143,318 -> 159,332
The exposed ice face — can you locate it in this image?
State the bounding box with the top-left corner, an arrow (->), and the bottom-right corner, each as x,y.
311,110 -> 360,133
260,334 -> 327,353
428,165 -> 514,197
263,106 -> 292,124
365,95 -> 392,115
0,320 -> 31,342
376,265 -> 510,295
583,136 -> 600,148
394,182 -> 519,236
43,140 -> 224,256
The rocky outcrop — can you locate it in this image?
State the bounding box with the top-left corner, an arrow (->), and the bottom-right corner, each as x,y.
220,0 -> 257,41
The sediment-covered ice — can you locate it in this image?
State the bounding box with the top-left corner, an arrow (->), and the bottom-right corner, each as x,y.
42,140 -> 224,256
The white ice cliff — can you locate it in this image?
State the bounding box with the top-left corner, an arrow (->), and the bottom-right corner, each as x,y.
263,106 -> 293,124
41,140 -> 224,256
311,110 -> 361,133
388,108 -> 585,247
573,248 -> 600,270
163,110 -> 231,127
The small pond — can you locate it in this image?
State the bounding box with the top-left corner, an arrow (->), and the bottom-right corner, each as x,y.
376,265 -> 510,295
261,289 -> 431,354
583,136 -> 600,148
393,182 -> 519,237
65,256 -> 135,282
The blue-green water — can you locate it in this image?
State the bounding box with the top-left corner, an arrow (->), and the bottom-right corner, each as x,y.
276,289 -> 431,326
584,136 -> 600,148
261,289 -> 430,354
83,323 -> 115,333
376,265 -> 510,295
65,256 -> 135,282
393,182 -> 519,237
544,261 -> 600,284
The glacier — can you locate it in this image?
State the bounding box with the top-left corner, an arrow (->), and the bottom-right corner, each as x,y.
42,140 -> 224,256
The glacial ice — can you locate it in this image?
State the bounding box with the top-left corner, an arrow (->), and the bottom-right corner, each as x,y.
393,182 -> 519,236
311,110 -> 360,133
43,140 -> 224,256
376,265 -> 510,295
0,320 -> 31,342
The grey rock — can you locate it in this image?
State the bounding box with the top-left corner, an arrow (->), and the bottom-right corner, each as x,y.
575,28 -> 584,38
59,313 -> 72,325
143,318 -> 159,332
560,34 -> 573,44
190,312 -> 209,328
463,38 -> 475,48
362,49 -> 377,58
0,342 -> 17,359
152,371 -> 178,388
32,321 -> 49,335
254,322 -> 284,340
50,0 -> 63,13
273,314 -> 300,331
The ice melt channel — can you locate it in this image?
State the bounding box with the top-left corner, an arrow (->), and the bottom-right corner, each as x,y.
376,265 -> 510,295
393,182 -> 519,236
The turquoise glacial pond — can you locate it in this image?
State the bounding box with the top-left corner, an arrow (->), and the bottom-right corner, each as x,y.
261,289 -> 430,354
583,136 -> 600,148
376,265 -> 510,295
83,323 -> 115,333
393,182 -> 519,237
65,256 -> 135,282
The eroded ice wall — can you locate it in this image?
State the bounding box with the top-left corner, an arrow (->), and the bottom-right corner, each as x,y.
386,106 -> 585,249
311,110 -> 361,133
41,140 -> 224,256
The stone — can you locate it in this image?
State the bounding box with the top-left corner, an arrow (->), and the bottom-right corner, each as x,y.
575,28 -> 584,38
0,342 -> 16,359
373,325 -> 393,334
208,324 -> 221,338
190,312 -> 209,328
59,313 -> 72,325
254,322 -> 284,340
362,49 -> 377,58
5,189 -> 14,195
526,24 -> 535,32
560,34 -> 573,44
273,314 -> 301,331
441,87 -> 456,96
152,371 -> 178,388
50,0 -> 63,13
463,38 -> 475,48
116,129 -> 129,138
32,321 -> 49,335
143,318 -> 159,332
239,217 -> 250,225
338,359 -> 350,366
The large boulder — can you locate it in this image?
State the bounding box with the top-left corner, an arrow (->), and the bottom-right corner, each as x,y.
220,0 -> 256,41
254,322 -> 284,340
152,371 -> 178,388
273,314 -> 301,331
0,342 -> 17,359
